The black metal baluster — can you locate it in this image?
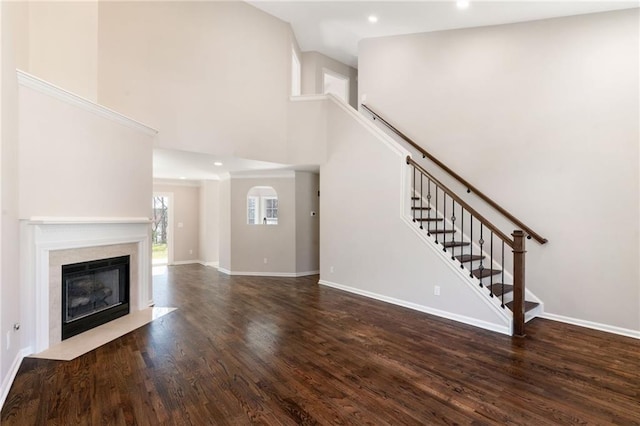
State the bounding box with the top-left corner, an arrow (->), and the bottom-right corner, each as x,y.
419,173 -> 424,229
489,232 -> 494,298
427,180 -> 432,236
451,199 -> 456,259
469,217 -> 474,278
412,167 -> 416,223
443,193 -> 447,251
501,241 -> 505,308
460,208 -> 465,268
434,186 -> 439,244
479,223 -> 484,288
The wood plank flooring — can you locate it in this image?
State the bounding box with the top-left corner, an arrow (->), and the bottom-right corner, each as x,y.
2,264 -> 639,425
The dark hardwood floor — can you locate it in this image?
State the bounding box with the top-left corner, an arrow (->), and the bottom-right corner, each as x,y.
2,264 -> 639,425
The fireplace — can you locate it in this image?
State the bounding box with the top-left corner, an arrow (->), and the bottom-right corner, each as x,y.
62,255 -> 130,339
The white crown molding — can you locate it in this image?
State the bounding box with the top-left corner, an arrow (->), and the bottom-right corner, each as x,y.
25,217 -> 151,225
153,178 -> 203,187
229,170 -> 296,179
16,69 -> 158,137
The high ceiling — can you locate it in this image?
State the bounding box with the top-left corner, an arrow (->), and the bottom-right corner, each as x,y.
249,1 -> 638,67
156,0 -> 637,180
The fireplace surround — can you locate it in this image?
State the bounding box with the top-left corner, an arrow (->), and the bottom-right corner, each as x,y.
21,218 -> 152,354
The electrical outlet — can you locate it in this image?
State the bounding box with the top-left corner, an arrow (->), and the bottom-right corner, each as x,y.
264,258 -> 268,264
434,285 -> 441,296
330,266 -> 334,273
189,249 -> 193,255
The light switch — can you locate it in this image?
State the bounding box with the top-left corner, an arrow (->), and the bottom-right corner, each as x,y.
177,222 -> 184,228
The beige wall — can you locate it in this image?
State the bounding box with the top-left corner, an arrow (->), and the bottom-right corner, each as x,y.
98,1 -> 295,164
295,172 -> 320,273
219,179 -> 231,271
359,10 -> 639,331
18,85 -> 154,219
229,176 -> 296,274
199,180 -> 220,265
27,1 -> 98,101
154,183 -> 200,264
301,51 -> 358,109
321,99 -> 511,333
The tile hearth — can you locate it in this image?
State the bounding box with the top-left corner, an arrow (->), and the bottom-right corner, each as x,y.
31,307 -> 176,361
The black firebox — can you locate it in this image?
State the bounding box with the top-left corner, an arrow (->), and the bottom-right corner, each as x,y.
61,255 -> 130,340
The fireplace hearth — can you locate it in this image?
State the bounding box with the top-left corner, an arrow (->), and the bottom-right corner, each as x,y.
62,255 -> 130,339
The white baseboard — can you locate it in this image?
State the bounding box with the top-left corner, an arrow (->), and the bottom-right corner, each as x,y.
170,260 -> 201,266
319,279 -> 511,336
0,347 -> 31,411
199,261 -> 219,269
539,312 -> 640,340
217,269 -> 319,278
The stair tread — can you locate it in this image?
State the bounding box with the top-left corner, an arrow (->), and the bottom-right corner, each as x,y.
415,218 -> 443,222
471,268 -> 502,279
442,241 -> 470,248
506,301 -> 540,313
455,254 -> 485,263
489,283 -> 513,296
430,229 -> 456,234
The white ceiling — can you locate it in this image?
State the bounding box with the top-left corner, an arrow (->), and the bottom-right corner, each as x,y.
249,0 -> 638,67
153,149 -> 291,181
156,0 -> 637,180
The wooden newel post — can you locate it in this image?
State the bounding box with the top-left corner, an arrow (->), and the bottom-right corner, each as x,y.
512,230 -> 526,337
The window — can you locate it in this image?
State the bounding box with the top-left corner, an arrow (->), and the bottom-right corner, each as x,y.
247,186 -> 278,225
264,197 -> 278,225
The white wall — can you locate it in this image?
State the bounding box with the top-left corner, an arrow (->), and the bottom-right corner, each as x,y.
154,182 -> 201,264
287,97 -> 327,165
320,99 -> 510,333
295,172 -> 320,274
0,1 -> 25,403
97,1 -> 295,164
301,51 -> 358,109
199,180 -> 220,266
359,9 -> 640,332
18,83 -> 154,219
27,1 -> 98,101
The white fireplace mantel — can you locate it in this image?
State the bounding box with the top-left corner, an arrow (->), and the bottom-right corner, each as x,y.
21,217 -> 152,354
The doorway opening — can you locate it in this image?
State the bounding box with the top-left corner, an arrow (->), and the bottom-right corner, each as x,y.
323,69 -> 349,103
152,195 -> 171,266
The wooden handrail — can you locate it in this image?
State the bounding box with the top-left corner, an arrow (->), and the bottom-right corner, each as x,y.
407,157 -> 514,248
362,104 -> 548,245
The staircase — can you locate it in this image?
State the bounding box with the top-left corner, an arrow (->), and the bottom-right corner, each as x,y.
410,193 -> 541,320
363,104 -> 548,336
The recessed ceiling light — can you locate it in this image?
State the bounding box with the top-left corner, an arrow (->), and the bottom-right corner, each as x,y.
179,176 -> 186,180
456,0 -> 470,10
368,15 -> 378,23
214,161 -> 223,166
